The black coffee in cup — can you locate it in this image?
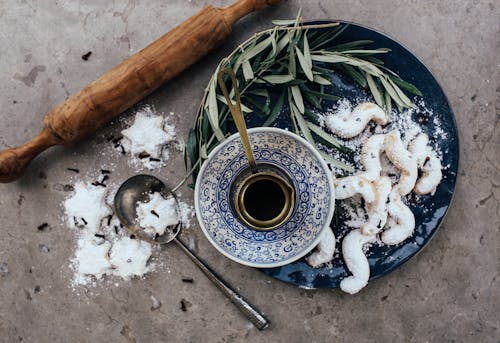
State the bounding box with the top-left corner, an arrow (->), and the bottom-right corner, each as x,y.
230,164 -> 295,230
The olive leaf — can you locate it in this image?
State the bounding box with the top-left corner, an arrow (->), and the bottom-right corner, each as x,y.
246,89 -> 270,98
340,48 -> 390,55
296,46 -> 314,81
307,122 -> 343,149
263,90 -> 285,126
200,144 -> 208,159
207,78 -> 225,141
337,64 -> 367,87
242,60 -> 254,81
182,16 -> 423,190
388,75 -> 422,96
384,90 -> 392,114
366,73 -> 384,108
330,40 -> 374,50
272,19 -> 296,26
380,76 -> 414,108
290,85 -> 305,113
260,74 -> 294,84
313,74 -> 331,85
319,150 -> 354,172
288,41 -> 296,78
311,54 -> 351,64
216,94 -> 253,113
388,77 -> 415,107
290,99 -> 314,144
187,128 -> 198,165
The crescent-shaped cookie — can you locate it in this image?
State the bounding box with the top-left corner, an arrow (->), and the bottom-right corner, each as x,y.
361,176 -> 392,236
340,229 -> 375,294
326,103 -> 388,139
381,188 -> 416,245
306,227 -> 336,268
335,176 -> 376,203
385,130 -> 418,196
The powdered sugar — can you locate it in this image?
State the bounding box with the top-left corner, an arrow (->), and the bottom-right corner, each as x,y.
64,181 -> 153,286
64,182 -> 111,233
109,236 -> 153,280
136,192 -> 179,237
71,232 -> 112,286
178,201 -> 195,229
114,106 -> 181,170
62,106 -> 195,289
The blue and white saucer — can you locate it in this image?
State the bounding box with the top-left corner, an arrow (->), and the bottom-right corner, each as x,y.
194,128 -> 335,268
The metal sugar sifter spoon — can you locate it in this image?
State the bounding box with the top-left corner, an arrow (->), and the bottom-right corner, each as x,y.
113,174 -> 269,330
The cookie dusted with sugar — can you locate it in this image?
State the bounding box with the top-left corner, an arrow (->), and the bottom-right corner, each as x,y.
72,233 -> 112,285
359,134 -> 386,182
340,229 -> 375,294
64,182 -> 112,233
361,176 -> 392,236
306,227 -> 336,268
109,236 -> 153,280
385,130 -> 418,196
415,148 -> 442,195
325,102 -> 388,139
335,175 -> 376,203
408,133 -> 429,166
381,188 -> 416,245
408,133 -> 443,195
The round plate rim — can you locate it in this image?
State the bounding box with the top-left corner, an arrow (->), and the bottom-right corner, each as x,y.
194,127 -> 335,268
255,20 -> 460,288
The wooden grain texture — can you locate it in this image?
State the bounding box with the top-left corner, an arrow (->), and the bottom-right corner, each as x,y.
45,6 -> 231,144
0,0 -> 283,183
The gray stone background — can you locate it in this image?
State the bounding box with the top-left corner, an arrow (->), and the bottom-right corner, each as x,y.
0,0 -> 498,342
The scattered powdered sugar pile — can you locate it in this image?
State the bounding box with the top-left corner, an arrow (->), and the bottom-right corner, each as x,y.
63,107 -> 195,288
64,182 -> 111,232
111,106 -> 182,170
136,192 -> 179,237
65,178 -> 194,287
72,233 -> 112,285
108,236 -> 153,280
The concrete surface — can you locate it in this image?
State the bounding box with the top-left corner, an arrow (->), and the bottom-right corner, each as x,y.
0,1 -> 498,342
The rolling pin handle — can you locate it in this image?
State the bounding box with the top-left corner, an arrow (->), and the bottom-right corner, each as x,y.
0,128 -> 59,183
0,0 -> 285,183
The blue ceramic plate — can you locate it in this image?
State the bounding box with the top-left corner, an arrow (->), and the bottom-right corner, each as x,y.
194,128 -> 335,268
255,21 -> 459,288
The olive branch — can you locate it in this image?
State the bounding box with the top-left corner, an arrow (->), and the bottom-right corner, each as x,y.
173,11 -> 421,192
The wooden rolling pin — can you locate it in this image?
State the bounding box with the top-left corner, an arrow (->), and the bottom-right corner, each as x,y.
0,0 -> 283,183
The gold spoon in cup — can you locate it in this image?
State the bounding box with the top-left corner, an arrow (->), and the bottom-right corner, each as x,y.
217,69 -> 295,230
217,68 -> 257,170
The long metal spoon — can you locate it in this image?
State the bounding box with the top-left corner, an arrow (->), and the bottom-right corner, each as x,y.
114,174 -> 269,330
217,68 -> 257,170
